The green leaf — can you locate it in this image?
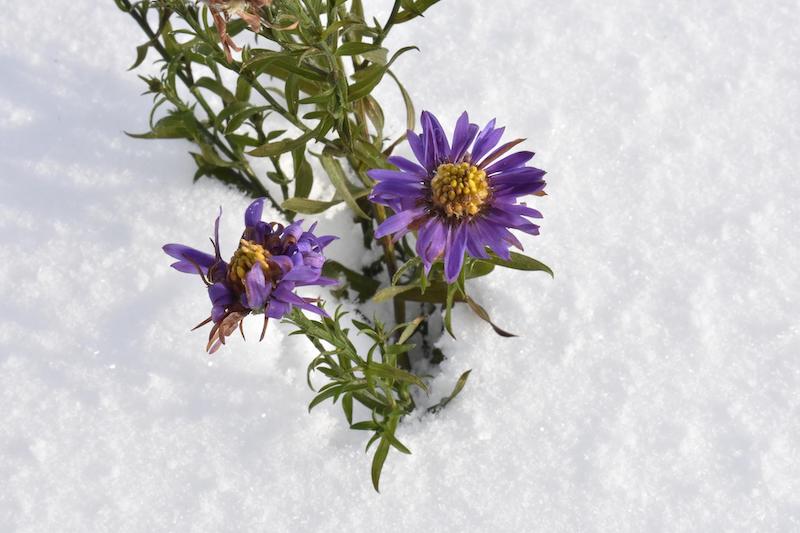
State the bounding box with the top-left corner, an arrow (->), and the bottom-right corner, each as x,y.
395,0 -> 443,23
235,75 -> 252,102
308,385 -> 341,411
482,252 -> 554,277
224,105 -> 269,134
243,50 -> 327,82
320,154 -> 370,219
385,432 -> 412,455
397,315 -> 424,344
347,46 -> 417,101
392,257 -> 421,286
372,284 -> 418,303
364,362 -> 428,392
429,370 -> 472,413
292,147 -> 313,199
371,436 -> 390,492
128,43 -> 150,71
282,187 -> 369,215
285,74 -> 300,116
350,421 -> 379,431
194,76 -> 235,104
465,296 -> 516,337
387,70 -> 415,131
126,110 -> 196,140
335,42 -> 384,57
248,130 -> 314,157
466,259 -> 495,279
342,393 -> 354,425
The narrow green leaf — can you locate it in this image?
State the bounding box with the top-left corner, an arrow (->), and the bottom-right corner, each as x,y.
194,76 -> 236,104
308,385 -> 342,411
483,252 -> 554,277
342,393 -> 354,425
350,421 -> 379,431
465,296 -> 516,337
292,147 -> 313,198
224,105 -> 269,134
429,370 -> 472,413
372,284 -> 418,303
320,154 -> 370,219
387,69 -> 415,131
285,74 -> 300,116
395,0 -> 443,23
364,362 -> 428,392
235,75 -> 252,102
397,315 -> 424,344
128,43 -> 150,71
385,432 -> 412,455
336,42 -> 384,56
392,257 -> 421,286
248,130 -> 314,157
371,436 -> 390,492
347,46 -> 418,101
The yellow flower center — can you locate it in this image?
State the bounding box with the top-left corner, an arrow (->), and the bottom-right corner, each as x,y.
228,239 -> 270,284
430,162 -> 489,218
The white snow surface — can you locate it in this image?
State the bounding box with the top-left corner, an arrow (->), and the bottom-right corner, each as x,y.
2,1 -> 800,531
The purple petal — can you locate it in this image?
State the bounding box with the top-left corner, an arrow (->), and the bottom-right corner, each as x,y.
374,207 -> 426,239
244,264 -> 270,310
271,284 -> 329,317
449,112 -> 479,162
474,219 -> 512,260
370,180 -> 425,201
315,235 -> 338,248
387,156 -> 429,176
406,130 -> 427,169
367,169 -> 425,182
281,265 -> 318,283
163,243 -> 216,274
489,167 -> 546,185
209,282 -> 234,305
465,224 -> 490,259
484,151 -> 535,175
444,224 -> 468,283
470,118 -> 506,163
492,179 -> 547,198
266,299 -> 291,319
304,275 -> 338,287
284,220 -> 304,241
493,201 -> 543,219
421,111 -> 450,167
415,217 -> 446,271
245,198 -> 265,227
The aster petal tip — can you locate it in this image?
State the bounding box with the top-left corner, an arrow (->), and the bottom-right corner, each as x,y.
244,197 -> 265,227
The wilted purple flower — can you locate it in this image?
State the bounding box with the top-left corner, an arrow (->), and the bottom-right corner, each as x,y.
164,198 -> 337,353
369,111 -> 546,283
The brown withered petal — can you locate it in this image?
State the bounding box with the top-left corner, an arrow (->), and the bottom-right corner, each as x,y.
205,0 -> 274,62
207,310 -> 249,354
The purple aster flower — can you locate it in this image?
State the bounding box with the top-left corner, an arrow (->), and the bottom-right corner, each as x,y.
163,198 -> 338,353
369,111 -> 546,283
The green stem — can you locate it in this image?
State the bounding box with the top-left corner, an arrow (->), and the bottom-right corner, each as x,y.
375,0 -> 402,46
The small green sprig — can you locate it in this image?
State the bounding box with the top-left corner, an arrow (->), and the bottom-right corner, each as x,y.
284,306 -> 431,491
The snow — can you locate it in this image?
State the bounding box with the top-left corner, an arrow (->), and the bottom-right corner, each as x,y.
2,0 -> 800,531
